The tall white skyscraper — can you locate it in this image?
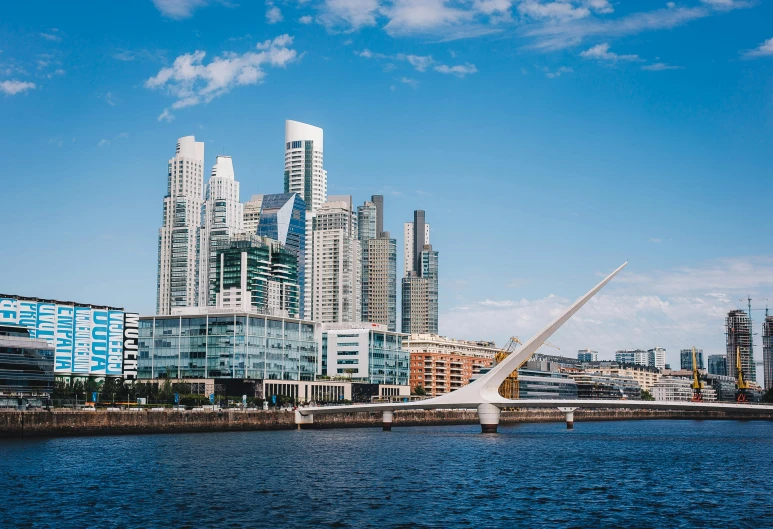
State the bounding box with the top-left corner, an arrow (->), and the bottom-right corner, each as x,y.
284,120 -> 327,320
157,136 -> 205,315
404,220 -> 430,276
198,155 -> 243,307
312,196 -> 361,323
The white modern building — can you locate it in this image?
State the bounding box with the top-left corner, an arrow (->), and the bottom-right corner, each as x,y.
405,334 -> 499,360
242,194 -> 264,234
312,197 -> 361,323
320,322 -> 409,386
577,349 -> 599,362
648,346 -> 667,371
157,136 -> 205,315
284,120 -> 327,321
652,376 -> 717,402
198,155 -> 243,307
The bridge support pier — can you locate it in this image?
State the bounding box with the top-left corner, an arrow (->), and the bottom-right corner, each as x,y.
478,403 -> 501,433
557,407 -> 578,429
382,410 -> 393,431
295,411 -> 313,429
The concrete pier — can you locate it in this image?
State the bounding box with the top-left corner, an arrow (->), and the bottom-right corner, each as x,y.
478,403 -> 501,433
558,407 -> 578,429
295,410 -> 313,429
382,410 -> 393,431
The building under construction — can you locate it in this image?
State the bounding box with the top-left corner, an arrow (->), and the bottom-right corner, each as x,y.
763,315 -> 773,391
726,309 -> 756,384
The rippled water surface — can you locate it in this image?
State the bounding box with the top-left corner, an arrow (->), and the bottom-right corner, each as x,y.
1,420 -> 772,528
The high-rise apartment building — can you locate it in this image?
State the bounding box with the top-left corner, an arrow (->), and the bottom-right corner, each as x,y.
726,309 -> 755,383
402,210 -> 438,334
707,354 -> 727,377
242,195 -> 264,234
679,348 -> 704,371
198,156 -> 243,307
157,136 -> 205,315
648,347 -> 667,371
615,349 -> 651,367
763,315 -> 773,390
312,197 -> 361,323
577,349 -> 598,362
404,213 -> 430,276
284,120 -> 327,320
212,234 -> 299,318
358,196 -> 397,331
256,193 -> 306,317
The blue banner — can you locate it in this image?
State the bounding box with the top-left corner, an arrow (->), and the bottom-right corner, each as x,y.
0,298 -> 17,325
54,305 -> 74,372
90,310 -> 108,374
73,307 -> 92,374
18,301 -> 37,337
106,311 -> 124,375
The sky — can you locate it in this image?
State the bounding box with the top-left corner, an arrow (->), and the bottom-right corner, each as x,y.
1,0 -> 772,375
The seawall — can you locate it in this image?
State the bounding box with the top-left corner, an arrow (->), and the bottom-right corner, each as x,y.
2,407 -> 772,439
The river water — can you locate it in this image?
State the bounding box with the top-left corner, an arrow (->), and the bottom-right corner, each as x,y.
1,420 -> 771,528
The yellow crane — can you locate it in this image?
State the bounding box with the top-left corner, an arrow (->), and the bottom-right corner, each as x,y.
495,337 -> 560,399
735,345 -> 749,403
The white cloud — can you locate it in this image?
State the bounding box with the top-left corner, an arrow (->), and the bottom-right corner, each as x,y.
401,76 -> 419,87
319,0 -> 381,30
98,139 -> 110,147
540,65 -> 573,77
266,5 -> 284,23
383,0 -> 473,36
0,80 -> 36,95
743,37 -> 773,58
299,15 -> 313,23
580,42 -> 640,61
434,62 -> 477,76
473,0 -> 513,15
584,0 -> 613,14
642,62 -> 681,70
145,35 -> 298,112
649,238 -> 662,243
152,0 -> 208,19
40,30 -> 62,42
404,54 -> 434,71
518,1 -> 590,21
103,91 -> 119,106
158,108 -> 174,122
441,257 -> 773,373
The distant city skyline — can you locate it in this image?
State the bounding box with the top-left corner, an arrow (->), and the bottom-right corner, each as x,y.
2,1 -> 773,373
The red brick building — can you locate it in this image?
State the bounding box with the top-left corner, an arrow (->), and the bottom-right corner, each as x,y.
409,352 -> 493,396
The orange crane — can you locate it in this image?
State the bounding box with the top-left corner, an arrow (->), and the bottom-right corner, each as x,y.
690,346 -> 703,402
495,337 -> 560,399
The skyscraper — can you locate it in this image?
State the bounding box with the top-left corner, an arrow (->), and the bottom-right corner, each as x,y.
648,347 -> 667,371
763,315 -> 773,390
707,354 -> 727,376
680,348 -> 704,371
157,136 -> 204,315
242,195 -> 264,234
312,196 -> 361,323
402,210 -> 439,334
198,155 -> 243,307
256,193 -> 306,317
284,120 -> 327,320
358,195 -> 397,331
726,309 -> 755,383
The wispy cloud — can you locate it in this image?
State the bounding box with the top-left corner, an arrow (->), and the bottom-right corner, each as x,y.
40,29 -> 62,42
266,4 -> 283,24
357,48 -> 478,77
158,108 -> 174,122
145,35 -> 299,116
97,132 -> 129,147
0,80 -> 36,95
649,238 -> 662,243
152,0 -> 209,19
642,62 -> 681,71
401,76 -> 419,88
299,15 -> 313,24
743,37 -> 773,58
540,65 -> 573,78
580,42 -> 640,62
102,91 -> 120,106
434,62 -> 477,77
318,0 -> 381,31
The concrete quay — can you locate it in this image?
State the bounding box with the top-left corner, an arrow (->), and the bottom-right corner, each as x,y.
2,407 -> 772,438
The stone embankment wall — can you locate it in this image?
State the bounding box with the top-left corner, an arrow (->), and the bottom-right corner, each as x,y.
1,408 -> 772,439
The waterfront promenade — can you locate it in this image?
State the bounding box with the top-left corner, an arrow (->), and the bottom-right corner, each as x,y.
2,406 -> 773,438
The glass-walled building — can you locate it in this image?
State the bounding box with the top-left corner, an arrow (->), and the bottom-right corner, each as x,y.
320,323 -> 409,386
138,313 -> 318,381
0,324 -> 55,401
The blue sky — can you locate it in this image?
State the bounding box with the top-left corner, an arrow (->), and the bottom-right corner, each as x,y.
1,0 -> 773,371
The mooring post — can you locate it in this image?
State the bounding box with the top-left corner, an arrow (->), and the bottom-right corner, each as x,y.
382,410 -> 393,431
477,403 -> 501,433
295,410 -> 313,430
557,407 -> 578,429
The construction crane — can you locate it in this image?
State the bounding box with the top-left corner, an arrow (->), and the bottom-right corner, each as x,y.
495,337 -> 560,399
690,346 -> 703,402
735,345 -> 749,403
